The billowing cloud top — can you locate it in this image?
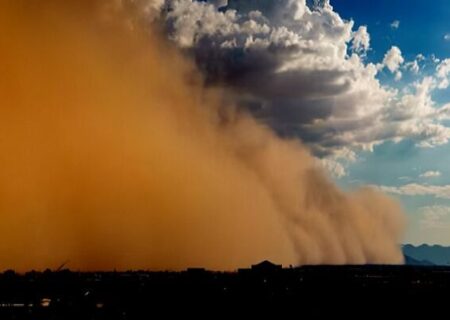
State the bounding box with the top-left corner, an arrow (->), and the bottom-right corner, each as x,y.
160,0 -> 450,159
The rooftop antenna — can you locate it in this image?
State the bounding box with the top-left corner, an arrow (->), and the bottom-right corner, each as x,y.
56,260 -> 70,272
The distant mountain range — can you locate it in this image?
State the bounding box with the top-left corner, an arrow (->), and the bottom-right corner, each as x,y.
403,244 -> 450,266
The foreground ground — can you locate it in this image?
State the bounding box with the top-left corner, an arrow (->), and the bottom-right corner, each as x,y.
0,263 -> 449,318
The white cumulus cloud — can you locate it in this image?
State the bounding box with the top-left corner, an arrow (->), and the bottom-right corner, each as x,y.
352,25 -> 370,54
405,60 -> 420,74
436,58 -> 450,89
420,171 -> 442,178
382,46 -> 404,73
377,183 -> 450,199
390,20 -> 400,29
160,0 -> 450,156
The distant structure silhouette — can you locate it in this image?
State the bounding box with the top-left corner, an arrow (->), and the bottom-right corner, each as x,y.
251,261 -> 282,272
0,263 -> 449,317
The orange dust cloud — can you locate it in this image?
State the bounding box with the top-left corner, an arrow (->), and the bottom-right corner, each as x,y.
0,0 -> 405,271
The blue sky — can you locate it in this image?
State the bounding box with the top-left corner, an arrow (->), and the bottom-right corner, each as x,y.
333,0 -> 450,61
333,0 -> 450,101
333,0 -> 450,245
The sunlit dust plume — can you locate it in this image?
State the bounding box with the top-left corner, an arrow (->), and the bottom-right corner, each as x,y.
0,0 -> 405,271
